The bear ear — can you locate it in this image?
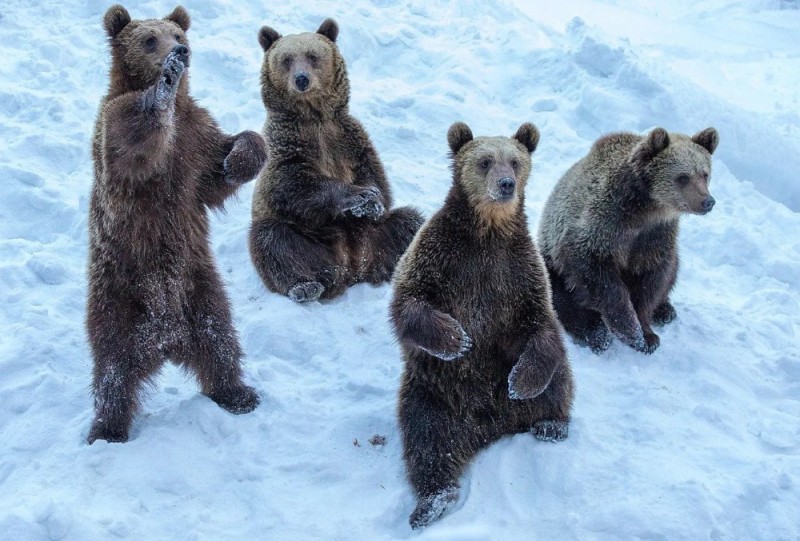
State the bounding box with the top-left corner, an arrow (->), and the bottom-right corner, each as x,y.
104,4 -> 131,38
317,18 -> 339,43
164,6 -> 190,32
631,127 -> 670,163
447,122 -> 473,155
258,26 -> 281,52
513,123 -> 540,154
692,127 -> 719,155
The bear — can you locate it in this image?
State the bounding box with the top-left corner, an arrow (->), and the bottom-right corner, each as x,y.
248,19 -> 424,303
87,4 -> 268,444
537,127 -> 719,354
390,122 -> 575,529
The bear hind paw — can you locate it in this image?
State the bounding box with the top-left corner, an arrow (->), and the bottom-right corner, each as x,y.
409,486 -> 459,530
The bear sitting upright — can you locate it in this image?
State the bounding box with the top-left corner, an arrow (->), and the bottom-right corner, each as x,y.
390,122 -> 574,529
249,19 -> 424,303
537,127 -> 719,354
87,5 -> 267,443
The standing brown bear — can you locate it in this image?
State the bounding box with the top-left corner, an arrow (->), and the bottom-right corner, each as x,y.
390,122 -> 575,529
87,5 -> 267,444
249,19 -> 424,303
538,127 -> 719,354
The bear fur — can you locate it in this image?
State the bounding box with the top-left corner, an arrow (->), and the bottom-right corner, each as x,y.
249,19 -> 424,303
390,122 -> 575,529
87,5 -> 267,443
537,127 -> 719,354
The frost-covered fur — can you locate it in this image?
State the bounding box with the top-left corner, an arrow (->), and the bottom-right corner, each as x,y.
538,127 -> 719,354
390,122 -> 574,529
249,19 -> 424,302
87,4 -> 267,444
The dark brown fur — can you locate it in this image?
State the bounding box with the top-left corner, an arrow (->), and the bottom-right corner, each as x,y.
538,127 -> 719,354
249,19 -> 424,303
87,5 -> 267,444
390,122 -> 574,529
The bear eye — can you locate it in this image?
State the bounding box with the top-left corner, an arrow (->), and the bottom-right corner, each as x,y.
479,158 -> 491,170
307,53 -> 318,64
281,56 -> 292,70
144,36 -> 157,52
676,173 -> 690,186
701,171 -> 709,182
511,159 -> 519,170
174,34 -> 182,42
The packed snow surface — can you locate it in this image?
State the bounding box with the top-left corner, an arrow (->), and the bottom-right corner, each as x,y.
1,0 -> 798,539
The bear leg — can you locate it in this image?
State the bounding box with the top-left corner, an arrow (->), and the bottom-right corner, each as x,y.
173,270 -> 259,414
249,217 -> 347,301
361,206 -> 424,284
547,267 -> 612,353
399,382 -> 484,529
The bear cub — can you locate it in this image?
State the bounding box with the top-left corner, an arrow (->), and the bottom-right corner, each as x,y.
249,19 -> 424,303
391,122 -> 574,529
538,127 -> 719,354
87,5 -> 267,443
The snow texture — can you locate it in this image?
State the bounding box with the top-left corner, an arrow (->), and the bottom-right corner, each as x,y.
0,0 -> 799,539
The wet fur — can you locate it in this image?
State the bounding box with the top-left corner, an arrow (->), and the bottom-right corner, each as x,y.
250,19 -> 423,301
87,5 -> 266,443
538,127 -> 718,354
391,122 -> 574,529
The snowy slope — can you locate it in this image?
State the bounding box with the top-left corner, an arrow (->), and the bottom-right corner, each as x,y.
0,1 -> 798,540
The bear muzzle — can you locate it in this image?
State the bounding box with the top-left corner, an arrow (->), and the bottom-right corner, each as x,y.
490,177 -> 516,202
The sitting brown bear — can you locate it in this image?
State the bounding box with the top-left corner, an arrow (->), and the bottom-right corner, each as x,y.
249,19 -> 424,303
87,5 -> 267,443
391,122 -> 575,529
538,127 -> 719,354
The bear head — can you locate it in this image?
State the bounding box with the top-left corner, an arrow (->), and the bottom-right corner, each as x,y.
257,19 -> 349,118
447,121 -> 540,228
630,127 -> 719,215
103,4 -> 191,94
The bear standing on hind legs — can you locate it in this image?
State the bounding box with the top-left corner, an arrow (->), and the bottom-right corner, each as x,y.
249,19 -> 424,303
87,5 -> 267,444
538,127 -> 719,354
391,122 -> 574,529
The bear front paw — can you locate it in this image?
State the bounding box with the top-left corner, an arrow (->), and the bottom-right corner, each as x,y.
652,301 -> 677,326
343,187 -> 385,220
87,420 -> 129,444
153,46 -> 188,110
532,419 -> 569,442
207,384 -> 260,414
508,358 -> 549,400
223,131 -> 268,185
409,486 -> 459,530
418,317 -> 472,361
288,281 -> 325,303
639,330 -> 660,354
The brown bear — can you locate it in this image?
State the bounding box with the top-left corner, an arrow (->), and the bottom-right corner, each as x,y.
87,5 -> 267,444
249,19 -> 424,303
537,127 -> 719,354
390,122 -> 575,529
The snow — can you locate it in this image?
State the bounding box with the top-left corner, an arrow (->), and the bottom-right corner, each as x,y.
1,0 -> 798,539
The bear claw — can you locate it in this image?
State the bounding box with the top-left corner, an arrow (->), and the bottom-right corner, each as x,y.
409,486 -> 459,530
532,419 -> 569,442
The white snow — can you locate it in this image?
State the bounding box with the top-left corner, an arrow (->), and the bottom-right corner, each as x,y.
1,0 -> 799,539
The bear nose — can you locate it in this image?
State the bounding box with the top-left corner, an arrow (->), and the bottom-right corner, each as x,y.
498,177 -> 515,196
295,72 -> 310,92
701,196 -> 715,213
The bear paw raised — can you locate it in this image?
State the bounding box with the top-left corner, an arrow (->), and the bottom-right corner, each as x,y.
288,281 -> 325,303
532,419 -> 569,442
343,187 -> 385,220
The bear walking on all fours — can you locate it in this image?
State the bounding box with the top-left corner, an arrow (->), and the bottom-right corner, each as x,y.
537,127 -> 719,354
249,19 -> 424,303
390,122 -> 575,529
87,5 -> 267,444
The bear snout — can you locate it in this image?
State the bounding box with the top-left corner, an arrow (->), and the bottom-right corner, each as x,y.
701,196 -> 715,214
294,72 -> 310,92
492,177 -> 516,201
